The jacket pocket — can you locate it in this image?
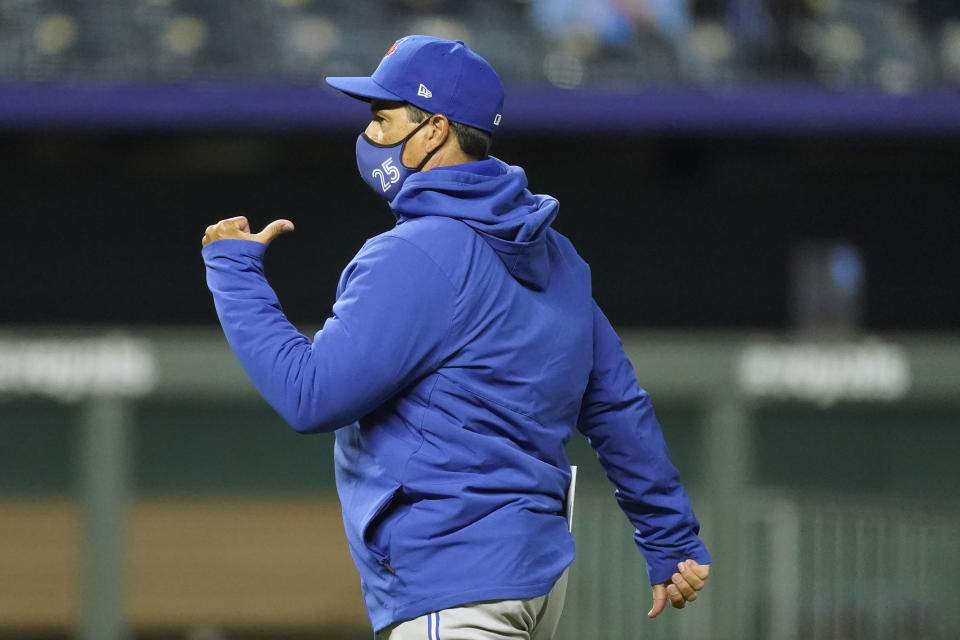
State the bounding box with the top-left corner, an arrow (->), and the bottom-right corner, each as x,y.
362,487 -> 398,560
335,427 -> 411,576
362,485 -> 413,575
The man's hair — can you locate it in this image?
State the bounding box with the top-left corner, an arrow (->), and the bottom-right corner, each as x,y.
405,104 -> 492,161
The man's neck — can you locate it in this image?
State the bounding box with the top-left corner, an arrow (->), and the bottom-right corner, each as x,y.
422,146 -> 476,171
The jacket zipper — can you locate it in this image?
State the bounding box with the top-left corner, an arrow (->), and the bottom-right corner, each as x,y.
379,559 -> 397,575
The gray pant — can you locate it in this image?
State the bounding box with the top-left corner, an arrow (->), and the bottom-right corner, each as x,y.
377,571 -> 569,640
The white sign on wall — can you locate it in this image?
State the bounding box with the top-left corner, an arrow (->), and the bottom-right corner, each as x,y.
738,341 -> 910,407
0,334 -> 157,402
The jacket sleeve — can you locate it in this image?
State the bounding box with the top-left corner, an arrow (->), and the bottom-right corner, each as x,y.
577,301 -> 711,585
202,236 -> 455,433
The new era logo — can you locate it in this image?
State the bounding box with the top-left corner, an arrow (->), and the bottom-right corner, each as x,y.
493,114 -> 502,126
417,83 -> 433,99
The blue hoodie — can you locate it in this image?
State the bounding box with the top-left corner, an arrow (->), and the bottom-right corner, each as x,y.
203,158 -> 710,631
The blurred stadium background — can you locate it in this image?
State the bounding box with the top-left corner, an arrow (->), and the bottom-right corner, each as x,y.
2,1 -> 959,639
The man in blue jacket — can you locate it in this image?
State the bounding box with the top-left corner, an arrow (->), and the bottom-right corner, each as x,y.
202,35 -> 710,640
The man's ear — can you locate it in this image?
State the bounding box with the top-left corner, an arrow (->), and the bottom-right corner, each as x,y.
426,114 -> 450,152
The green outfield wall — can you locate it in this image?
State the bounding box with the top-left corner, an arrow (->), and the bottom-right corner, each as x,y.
1,328 -> 958,639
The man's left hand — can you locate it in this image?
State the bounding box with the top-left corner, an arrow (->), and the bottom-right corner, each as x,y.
647,559 -> 710,618
202,216 -> 295,248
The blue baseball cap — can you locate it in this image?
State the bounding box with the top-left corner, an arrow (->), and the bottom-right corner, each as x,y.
325,35 -> 504,134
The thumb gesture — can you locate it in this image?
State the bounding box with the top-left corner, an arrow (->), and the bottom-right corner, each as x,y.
253,219 -> 295,245
202,216 -> 295,247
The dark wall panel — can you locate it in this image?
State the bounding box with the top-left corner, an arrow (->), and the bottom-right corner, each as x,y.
3,132 -> 958,330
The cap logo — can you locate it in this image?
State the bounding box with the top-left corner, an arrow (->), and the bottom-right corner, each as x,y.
493,114 -> 502,126
384,38 -> 407,58
417,83 -> 433,99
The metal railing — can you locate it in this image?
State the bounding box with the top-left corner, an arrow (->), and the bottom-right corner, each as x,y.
559,490 -> 960,640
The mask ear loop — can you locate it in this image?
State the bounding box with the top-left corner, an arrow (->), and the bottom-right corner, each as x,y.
402,115 -> 442,171
413,145 -> 440,171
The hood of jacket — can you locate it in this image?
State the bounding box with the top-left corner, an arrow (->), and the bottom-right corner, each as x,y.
389,157 -> 558,290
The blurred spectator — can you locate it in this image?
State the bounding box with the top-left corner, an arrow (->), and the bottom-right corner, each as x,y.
691,0 -> 815,80
530,0 -> 692,52
915,0 -> 960,84
711,0 -> 777,47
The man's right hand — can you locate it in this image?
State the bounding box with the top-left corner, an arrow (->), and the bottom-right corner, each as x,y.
202,216 -> 295,248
